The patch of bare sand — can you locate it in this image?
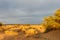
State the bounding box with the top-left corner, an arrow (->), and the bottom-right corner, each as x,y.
41,30 -> 60,40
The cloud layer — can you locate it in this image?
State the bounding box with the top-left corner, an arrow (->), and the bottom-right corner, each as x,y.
0,0 -> 60,24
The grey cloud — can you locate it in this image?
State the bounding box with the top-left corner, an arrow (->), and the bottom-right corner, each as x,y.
0,0 -> 60,24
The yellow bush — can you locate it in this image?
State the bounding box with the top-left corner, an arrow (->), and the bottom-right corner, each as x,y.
38,25 -> 47,33
24,29 -> 38,37
2,25 -> 13,30
5,30 -> 18,36
19,26 -> 30,32
30,25 -> 46,33
55,9 -> 60,16
42,9 -> 60,30
9,27 -> 20,30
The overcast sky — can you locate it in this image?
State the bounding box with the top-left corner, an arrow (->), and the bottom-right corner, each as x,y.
0,0 -> 60,24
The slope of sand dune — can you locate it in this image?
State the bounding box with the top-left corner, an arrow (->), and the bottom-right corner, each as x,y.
41,30 -> 60,40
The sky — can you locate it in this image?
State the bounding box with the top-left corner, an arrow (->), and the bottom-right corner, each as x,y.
0,0 -> 60,24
